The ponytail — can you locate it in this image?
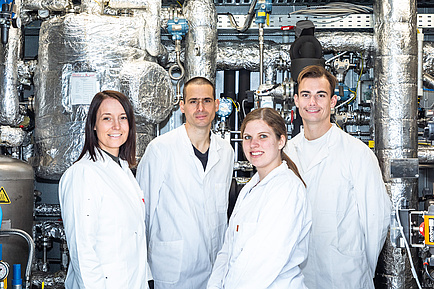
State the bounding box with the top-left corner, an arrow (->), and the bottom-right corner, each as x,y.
282,152 -> 306,187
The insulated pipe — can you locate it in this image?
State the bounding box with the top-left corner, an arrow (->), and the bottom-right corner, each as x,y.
0,0 -> 23,126
423,73 -> 434,89
373,0 -> 418,288
183,0 -> 217,84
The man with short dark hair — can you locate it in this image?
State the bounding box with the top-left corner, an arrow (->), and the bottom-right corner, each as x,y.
284,65 -> 391,289
137,76 -> 234,289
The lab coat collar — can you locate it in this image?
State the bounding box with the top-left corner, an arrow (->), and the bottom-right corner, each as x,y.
292,125 -> 338,173
246,161 -> 288,191
179,124 -> 224,176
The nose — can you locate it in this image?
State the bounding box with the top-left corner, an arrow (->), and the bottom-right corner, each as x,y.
112,118 -> 121,129
308,96 -> 317,106
197,100 -> 204,111
250,137 -> 260,148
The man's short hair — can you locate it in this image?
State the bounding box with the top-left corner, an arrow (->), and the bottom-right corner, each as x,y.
183,77 -> 216,100
297,65 -> 337,96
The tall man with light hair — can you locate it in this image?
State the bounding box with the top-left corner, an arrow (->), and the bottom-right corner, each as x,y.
284,65 -> 391,289
137,76 -> 234,289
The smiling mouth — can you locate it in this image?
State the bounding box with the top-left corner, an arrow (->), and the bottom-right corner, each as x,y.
108,134 -> 122,137
251,151 -> 263,156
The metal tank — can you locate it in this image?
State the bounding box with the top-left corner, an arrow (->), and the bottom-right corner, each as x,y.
0,156 -> 34,285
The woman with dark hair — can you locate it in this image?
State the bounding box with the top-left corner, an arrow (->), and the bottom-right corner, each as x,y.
59,90 -> 149,289
207,107 -> 312,289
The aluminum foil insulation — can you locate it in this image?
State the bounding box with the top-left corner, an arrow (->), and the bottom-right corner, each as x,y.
0,126 -> 26,147
108,0 -> 164,57
18,60 -> 37,87
34,204 -> 61,217
120,60 -> 173,124
316,31 -> 374,54
217,40 -> 291,72
21,0 -> 69,12
33,14 -> 161,180
423,42 -> 434,75
80,0 -> 103,14
33,220 -> 65,240
31,271 -> 65,289
183,0 -> 217,84
373,0 -> 418,288
418,146 -> 434,163
0,19 -> 23,126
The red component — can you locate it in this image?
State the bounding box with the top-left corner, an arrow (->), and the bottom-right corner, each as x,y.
281,26 -> 295,31
420,222 -> 425,236
19,125 -> 24,128
291,110 -> 294,123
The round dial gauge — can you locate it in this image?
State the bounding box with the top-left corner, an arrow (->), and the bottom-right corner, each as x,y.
0,261 -> 9,281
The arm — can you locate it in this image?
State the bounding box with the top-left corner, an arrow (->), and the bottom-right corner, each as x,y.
136,142 -> 165,244
59,165 -> 106,288
353,148 -> 391,275
224,181 -> 311,288
207,229 -> 230,289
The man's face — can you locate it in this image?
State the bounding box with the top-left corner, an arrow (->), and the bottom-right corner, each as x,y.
294,76 -> 337,128
180,83 -> 219,130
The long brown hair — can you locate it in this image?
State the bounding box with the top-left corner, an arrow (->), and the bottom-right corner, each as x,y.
77,90 -> 137,166
240,108 -> 306,187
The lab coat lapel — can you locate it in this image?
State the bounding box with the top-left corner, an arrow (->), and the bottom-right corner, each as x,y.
99,153 -> 144,217
180,125 -> 206,178
293,129 -> 331,174
204,133 -> 220,176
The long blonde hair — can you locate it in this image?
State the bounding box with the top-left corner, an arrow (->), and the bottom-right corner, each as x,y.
240,108 -> 306,187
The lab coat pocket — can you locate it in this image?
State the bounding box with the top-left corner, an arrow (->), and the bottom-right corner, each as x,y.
149,240 -> 183,284
215,182 -> 229,213
234,222 -> 257,254
102,261 -> 128,289
329,246 -> 369,289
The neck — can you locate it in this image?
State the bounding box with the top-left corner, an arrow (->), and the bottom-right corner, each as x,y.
303,122 -> 332,141
185,123 -> 211,153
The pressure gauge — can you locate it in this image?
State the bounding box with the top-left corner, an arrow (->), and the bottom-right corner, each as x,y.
217,98 -> 233,120
0,261 -> 9,281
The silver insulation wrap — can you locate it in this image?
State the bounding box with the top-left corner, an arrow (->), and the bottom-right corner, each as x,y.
32,272 -> 65,289
217,41 -> 291,72
373,0 -> 418,288
33,14 -> 169,179
0,19 -> 23,126
21,0 -> 69,12
0,126 -> 26,147
183,0 -> 217,83
418,146 -> 434,163
34,204 -> 61,217
423,42 -> 434,75
34,220 -> 65,240
316,31 -> 374,54
120,60 -> 174,124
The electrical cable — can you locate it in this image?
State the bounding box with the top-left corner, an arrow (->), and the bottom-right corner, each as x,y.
226,0 -> 258,33
424,260 -> 434,282
395,196 -> 423,289
334,54 -> 364,110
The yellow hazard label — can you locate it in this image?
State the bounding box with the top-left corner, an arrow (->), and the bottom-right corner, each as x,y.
0,187 -> 11,204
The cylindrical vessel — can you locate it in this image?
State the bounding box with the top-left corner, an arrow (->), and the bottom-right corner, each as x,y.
0,156 -> 33,287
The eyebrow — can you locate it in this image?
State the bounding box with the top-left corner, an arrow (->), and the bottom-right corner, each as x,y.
187,97 -> 213,101
299,90 -> 329,95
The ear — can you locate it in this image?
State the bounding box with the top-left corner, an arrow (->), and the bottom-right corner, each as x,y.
278,134 -> 286,150
215,98 -> 220,112
294,94 -> 299,108
330,94 -> 338,108
180,100 -> 185,113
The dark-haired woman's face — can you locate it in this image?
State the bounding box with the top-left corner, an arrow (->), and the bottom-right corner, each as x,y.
94,98 -> 129,157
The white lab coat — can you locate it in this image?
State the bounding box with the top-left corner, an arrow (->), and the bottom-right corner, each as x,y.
207,162 -> 312,289
136,125 -> 234,289
284,125 -> 391,289
59,150 -> 149,289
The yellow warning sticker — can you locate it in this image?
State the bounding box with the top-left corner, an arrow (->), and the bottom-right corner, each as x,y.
0,187 -> 11,204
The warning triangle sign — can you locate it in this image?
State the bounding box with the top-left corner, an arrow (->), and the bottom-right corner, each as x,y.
0,187 -> 11,204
